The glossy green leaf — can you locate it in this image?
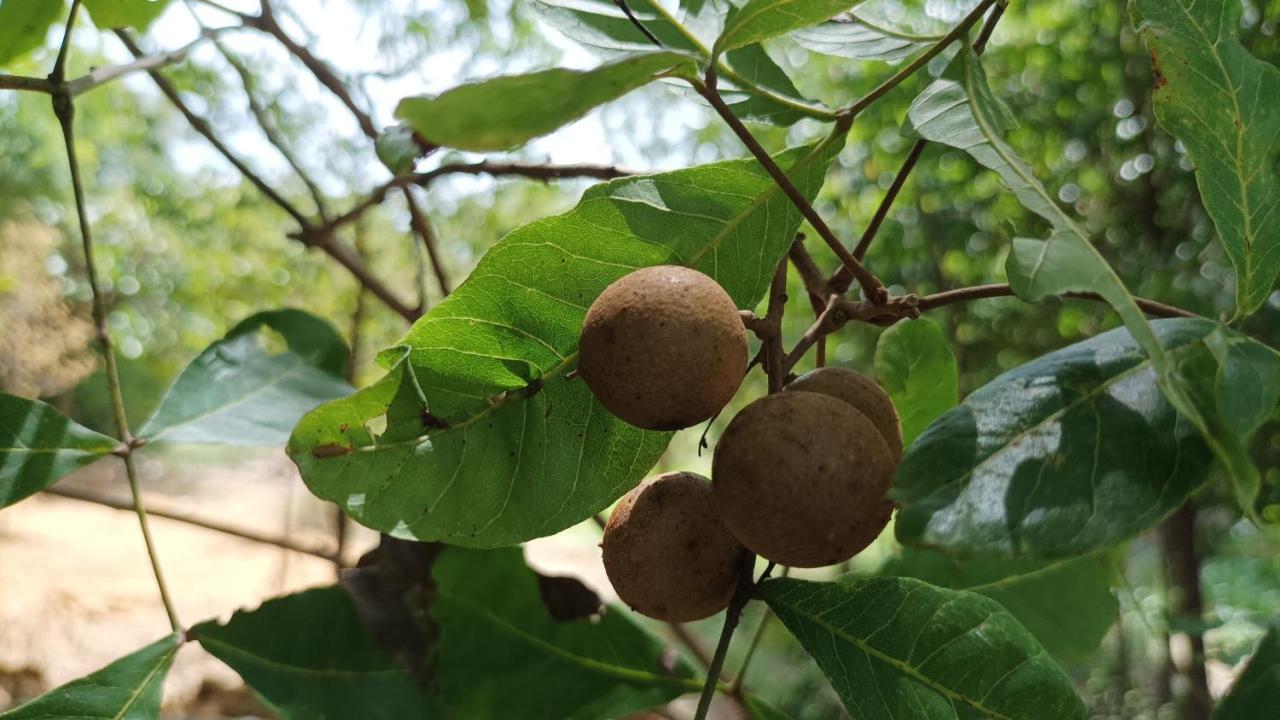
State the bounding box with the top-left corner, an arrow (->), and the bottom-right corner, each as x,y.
761,576 -> 1085,720
531,0 -> 825,125
289,138 -> 844,548
395,52 -> 696,152
715,0 -> 860,55
892,319 -> 1235,558
881,549 -> 1119,665
1131,0 -> 1280,318
903,47 -> 1266,510
192,587 -> 437,719
874,318 -> 959,446
137,309 -> 352,447
0,0 -> 64,67
793,4 -> 946,64
905,51 -> 1171,375
1,393 -> 117,510
1213,622 -> 1280,719
432,547 -> 699,718
83,0 -> 171,30
0,634 -> 180,719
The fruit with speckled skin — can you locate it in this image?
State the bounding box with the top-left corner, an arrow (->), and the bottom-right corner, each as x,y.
786,367 -> 903,460
579,266 -> 748,430
712,392 -> 894,568
602,472 -> 746,622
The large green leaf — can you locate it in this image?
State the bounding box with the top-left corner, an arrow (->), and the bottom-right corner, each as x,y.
530,0 -> 826,125
874,318 -> 958,447
891,319 -> 1234,558
715,0 -> 860,55
880,549 -> 1119,665
1131,0 -> 1280,318
1,393 -> 117,510
904,47 -> 1271,515
395,52 -> 696,152
0,0 -> 63,67
432,547 -> 699,718
137,309 -> 352,447
1214,622 -> 1280,719
793,2 -> 946,64
192,587 -> 438,719
761,576 -> 1085,720
83,0 -> 171,30
289,138 -> 843,548
532,0 -> 703,55
0,634 -> 180,719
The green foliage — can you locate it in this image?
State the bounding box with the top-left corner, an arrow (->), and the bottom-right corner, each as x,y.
289,141 -> 840,547
893,319 -> 1226,558
137,309 -> 352,447
395,52 -> 697,151
1212,622 -> 1280,719
0,0 -> 63,67
0,634 -> 180,719
82,0 -> 171,30
793,3 -> 945,63
761,576 -> 1086,720
0,393 -> 116,509
715,1 -> 860,55
874,317 -> 958,446
192,588 -> 436,719
1131,0 -> 1280,318
431,547 -> 699,718
881,549 -> 1119,665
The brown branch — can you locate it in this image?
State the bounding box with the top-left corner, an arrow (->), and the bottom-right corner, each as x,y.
327,162 -> 635,233
66,28 -> 231,97
694,70 -> 887,304
0,73 -> 57,93
763,258 -> 789,393
831,2 -> 1006,293
114,30 -> 419,322
246,3 -> 379,140
208,32 -> 331,221
44,485 -> 343,563
404,190 -> 452,296
839,0 -> 1000,120
916,283 -> 1200,319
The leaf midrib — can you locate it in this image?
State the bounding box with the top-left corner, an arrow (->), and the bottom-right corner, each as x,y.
771,592 -> 1018,720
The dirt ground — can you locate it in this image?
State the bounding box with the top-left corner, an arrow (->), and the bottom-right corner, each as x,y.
0,449 -> 630,717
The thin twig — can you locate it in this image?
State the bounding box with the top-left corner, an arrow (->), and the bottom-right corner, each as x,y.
49,0 -> 82,84
326,161 -> 634,233
917,283 -> 1200,319
207,30 -> 331,221
839,0 -> 1000,120
114,30 -> 419,322
67,28 -> 231,96
693,559 -> 773,720
404,190 -> 451,297
763,258 -> 789,393
44,485 -> 343,563
51,22 -> 182,630
693,69 -> 887,303
0,73 -> 58,93
611,0 -> 663,47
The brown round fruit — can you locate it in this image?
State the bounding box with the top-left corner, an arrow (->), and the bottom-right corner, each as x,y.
579,265 -> 748,430
602,472 -> 746,622
786,367 -> 903,461
712,392 -> 895,568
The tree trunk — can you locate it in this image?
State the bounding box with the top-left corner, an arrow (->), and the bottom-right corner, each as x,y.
1160,503 -> 1211,720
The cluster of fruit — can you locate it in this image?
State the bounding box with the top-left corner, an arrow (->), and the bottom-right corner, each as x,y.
578,266 -> 902,622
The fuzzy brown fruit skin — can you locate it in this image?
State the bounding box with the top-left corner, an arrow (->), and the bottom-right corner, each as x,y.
712,392 -> 895,568
579,265 -> 748,430
602,471 -> 746,622
786,367 -> 903,461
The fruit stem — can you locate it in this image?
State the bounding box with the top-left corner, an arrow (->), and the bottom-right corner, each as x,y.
692,558 -> 773,720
